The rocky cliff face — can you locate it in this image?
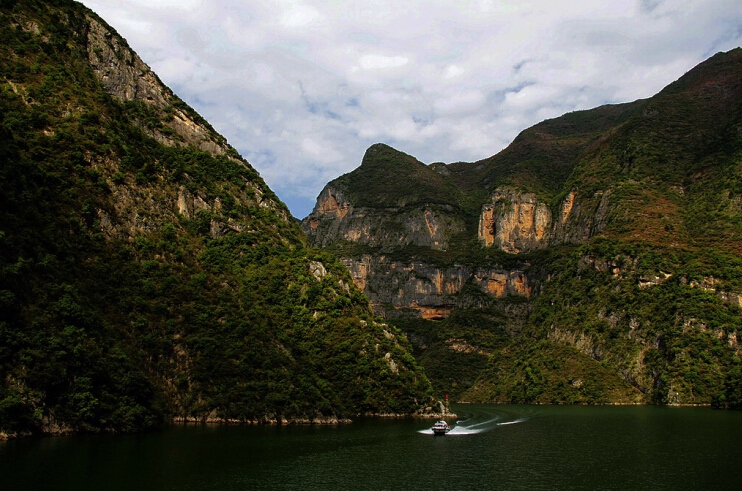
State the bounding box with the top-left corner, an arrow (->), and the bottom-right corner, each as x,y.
477,188 -> 612,253
304,49 -> 742,408
478,188 -> 552,253
304,182 -> 610,320
86,15 -> 226,157
304,184 -> 466,251
341,255 -> 531,321
302,153 -> 616,322
80,13 -> 289,242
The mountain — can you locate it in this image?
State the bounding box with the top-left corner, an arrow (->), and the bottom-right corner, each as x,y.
302,48 -> 742,408
0,0 -> 433,437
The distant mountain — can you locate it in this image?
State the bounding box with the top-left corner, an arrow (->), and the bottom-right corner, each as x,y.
302,48 -> 742,408
0,0 -> 432,437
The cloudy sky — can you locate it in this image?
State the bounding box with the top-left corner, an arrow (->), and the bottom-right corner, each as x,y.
79,0 -> 742,218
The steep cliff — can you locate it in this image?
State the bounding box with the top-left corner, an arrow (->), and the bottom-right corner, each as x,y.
303,49 -> 742,407
305,144 -> 468,252
476,187 -> 612,253
341,255 -> 531,321
0,0 -> 431,437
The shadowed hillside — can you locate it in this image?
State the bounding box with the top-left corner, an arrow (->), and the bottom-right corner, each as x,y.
0,0 -> 433,437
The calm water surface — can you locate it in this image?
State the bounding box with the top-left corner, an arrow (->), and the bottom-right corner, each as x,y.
2,404 -> 741,491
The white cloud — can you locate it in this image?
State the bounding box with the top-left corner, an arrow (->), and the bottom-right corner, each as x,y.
79,0 -> 742,218
358,54 -> 410,70
280,4 -> 322,28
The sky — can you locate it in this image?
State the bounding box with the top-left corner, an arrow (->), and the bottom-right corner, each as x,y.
78,0 -> 742,219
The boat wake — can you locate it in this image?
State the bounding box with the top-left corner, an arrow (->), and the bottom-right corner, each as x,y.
497,418 -> 526,426
418,413 -> 528,436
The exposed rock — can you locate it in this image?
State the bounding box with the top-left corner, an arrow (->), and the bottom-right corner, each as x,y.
341,255 -> 530,319
384,352 -> 399,374
472,268 -> 532,298
478,187 -> 611,254
479,188 -> 551,253
314,186 -> 351,219
85,13 -> 290,230
552,190 -> 612,245
446,338 -> 492,356
548,327 -> 603,361
86,16 -> 167,106
303,185 -> 465,251
309,261 -> 328,281
86,15 -> 225,156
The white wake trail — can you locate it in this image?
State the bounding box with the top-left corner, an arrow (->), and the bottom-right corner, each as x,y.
418,417 -> 526,435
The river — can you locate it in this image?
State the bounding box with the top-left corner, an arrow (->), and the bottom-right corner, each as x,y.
2,405 -> 741,490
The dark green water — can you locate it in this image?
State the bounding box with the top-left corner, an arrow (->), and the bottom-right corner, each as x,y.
2,405 -> 741,491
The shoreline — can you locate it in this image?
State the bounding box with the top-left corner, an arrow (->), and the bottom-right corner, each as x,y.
457,401 -> 712,407
1,403 -> 719,439
171,411 -> 458,426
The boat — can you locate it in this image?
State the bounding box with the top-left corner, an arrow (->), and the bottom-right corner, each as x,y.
431,420 -> 450,435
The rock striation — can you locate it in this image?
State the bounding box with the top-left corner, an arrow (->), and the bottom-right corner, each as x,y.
477,187 -> 612,253
305,185 -> 465,251
342,255 -> 530,320
478,188 -> 552,253
86,15 -> 226,156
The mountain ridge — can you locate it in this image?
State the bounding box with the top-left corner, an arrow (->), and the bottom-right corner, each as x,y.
302,47 -> 742,408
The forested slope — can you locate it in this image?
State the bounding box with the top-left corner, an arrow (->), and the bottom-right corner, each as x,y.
0,0 -> 431,437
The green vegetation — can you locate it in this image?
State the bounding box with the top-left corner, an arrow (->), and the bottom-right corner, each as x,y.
464,240 -> 742,405
334,144 -> 469,211
385,240 -> 742,407
307,48 -> 742,408
0,1 -> 431,436
394,306 -> 512,400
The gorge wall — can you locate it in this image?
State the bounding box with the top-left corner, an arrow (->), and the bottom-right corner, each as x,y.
303,178 -> 611,323
305,184 -> 466,251
0,1 -> 434,437
477,188 -> 612,253
341,255 -> 531,321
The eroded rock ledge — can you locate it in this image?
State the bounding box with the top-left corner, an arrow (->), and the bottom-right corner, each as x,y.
302,185 -> 466,251
478,187 -> 611,253
342,255 -> 530,320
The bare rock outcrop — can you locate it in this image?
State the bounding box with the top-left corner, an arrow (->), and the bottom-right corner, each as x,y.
85,15 -> 226,155
478,188 -> 551,253
303,185 -> 465,251
341,255 -> 531,322
478,187 -> 612,254
78,14 -> 289,241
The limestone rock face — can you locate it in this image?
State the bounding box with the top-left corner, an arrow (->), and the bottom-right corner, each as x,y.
80,14 -> 288,241
478,187 -> 611,253
86,15 -> 226,156
86,16 -> 167,106
303,180 -> 614,324
552,190 -> 612,244
302,185 -> 465,251
478,188 -> 552,253
341,255 -> 531,322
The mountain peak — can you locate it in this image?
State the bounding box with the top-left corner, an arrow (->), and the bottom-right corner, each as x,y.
328,144 -> 463,210
360,143 -> 424,170
302,48 -> 742,409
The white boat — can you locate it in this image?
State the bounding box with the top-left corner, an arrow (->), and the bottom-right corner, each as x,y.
431,420 -> 450,435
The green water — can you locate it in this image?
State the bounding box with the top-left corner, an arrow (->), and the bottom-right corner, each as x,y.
2,405 -> 741,490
